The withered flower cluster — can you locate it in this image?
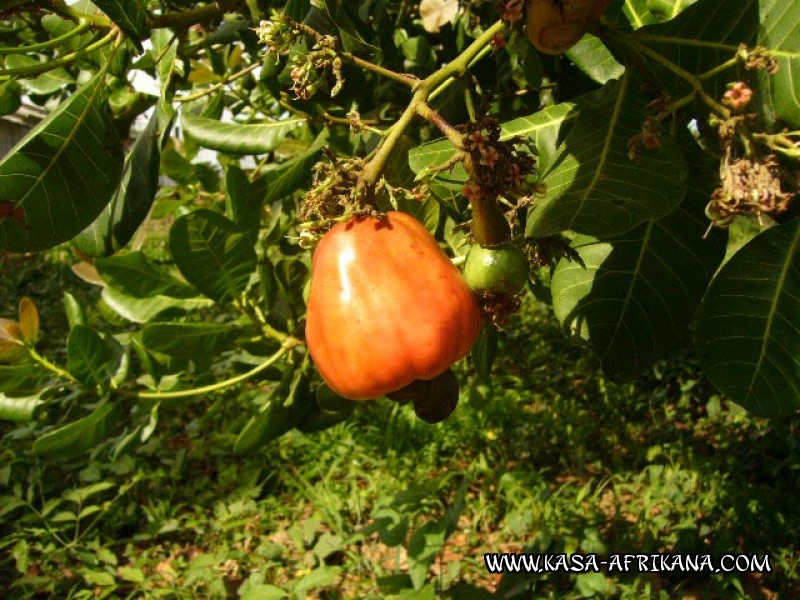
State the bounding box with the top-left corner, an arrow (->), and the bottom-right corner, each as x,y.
300,152 -> 366,222
461,116 -> 537,207
707,155 -> 794,227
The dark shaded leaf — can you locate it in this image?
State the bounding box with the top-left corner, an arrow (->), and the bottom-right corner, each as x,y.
67,325 -> 123,389
252,135 -> 327,205
33,402 -> 121,458
73,109 -> 164,257
695,217 -> 800,417
0,72 -> 124,252
552,168 -> 727,380
169,209 -> 258,303
142,322 -> 242,358
225,165 -> 262,245
526,74 -> 687,238
92,0 -> 148,47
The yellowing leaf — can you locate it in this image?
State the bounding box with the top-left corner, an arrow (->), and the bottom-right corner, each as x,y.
0,318 -> 25,363
18,297 -> 39,343
71,261 -> 105,286
420,0 -> 459,33
188,63 -> 222,85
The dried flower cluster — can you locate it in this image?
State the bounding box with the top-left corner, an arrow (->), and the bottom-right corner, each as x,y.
742,45 -> 780,75
526,235 -> 584,271
707,155 -> 794,227
461,117 -> 537,207
300,153 -> 367,223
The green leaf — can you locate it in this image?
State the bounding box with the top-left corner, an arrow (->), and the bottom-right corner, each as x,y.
0,393 -> 43,421
407,520 -> 446,590
526,74 -> 687,238
33,402 -> 121,458
95,251 -> 198,299
695,217 -> 800,417
0,72 -> 124,252
240,584 -> 288,600
92,0 -> 148,44
63,292 -> 87,329
234,371 -> 309,454
67,325 -> 123,389
82,570 -> 116,587
63,481 -> 115,504
296,383 -> 354,433
225,165 -> 262,244
235,396 -> 299,455
4,55 -> 75,95
616,0 -> 696,29
757,0 -> 800,128
101,287 -> 212,324
73,109 -> 163,257
169,209 -> 258,303
470,324 -> 497,381
0,80 -> 22,116
292,566 -> 342,598
181,111 -> 305,155
318,0 -> 378,55
0,363 -> 48,393
552,173 -> 727,380
252,135 -> 327,205
634,0 -> 759,103
565,34 -> 624,85
142,322 -> 242,358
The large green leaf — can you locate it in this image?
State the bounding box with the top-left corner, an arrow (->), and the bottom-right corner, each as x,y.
252,136 -> 327,205
4,55 -> 75,95
234,370 -> 310,454
318,0 -> 379,55
67,325 -> 123,389
566,34 -> 625,85
92,0 -> 148,42
169,209 -> 258,303
551,164 -> 727,380
95,251 -> 198,299
0,393 -> 43,421
612,0 -> 697,29
0,72 -> 124,252
101,287 -> 212,324
73,110 -> 163,257
33,402 -> 121,458
0,363 -> 48,393
225,165 -> 262,245
142,322 -> 242,358
526,74 -> 687,239
695,217 -> 800,417
630,0 -> 759,104
757,0 -> 800,128
181,111 -> 305,155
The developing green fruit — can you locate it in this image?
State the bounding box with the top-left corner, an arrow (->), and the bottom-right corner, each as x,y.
463,243 -> 529,295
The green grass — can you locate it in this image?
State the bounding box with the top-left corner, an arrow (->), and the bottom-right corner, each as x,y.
1,253 -> 800,599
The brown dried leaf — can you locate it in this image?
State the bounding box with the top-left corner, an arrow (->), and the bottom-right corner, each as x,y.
420,0 -> 459,33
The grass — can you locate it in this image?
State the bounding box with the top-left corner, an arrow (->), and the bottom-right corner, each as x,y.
1,250 -> 800,599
